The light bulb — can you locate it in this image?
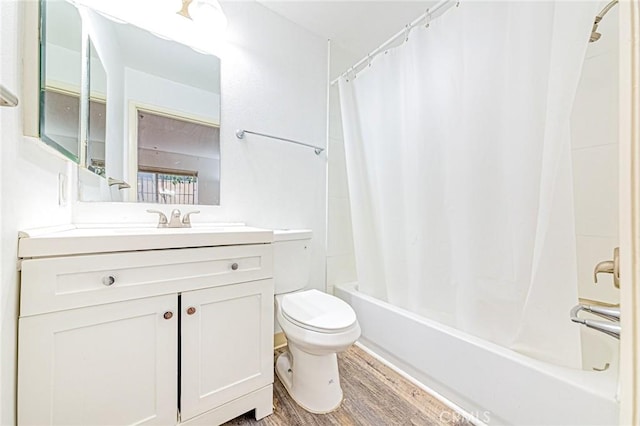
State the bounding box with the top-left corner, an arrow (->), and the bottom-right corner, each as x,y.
189,0 -> 227,38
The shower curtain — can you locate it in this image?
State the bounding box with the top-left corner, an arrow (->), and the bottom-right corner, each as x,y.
338,1 -> 599,368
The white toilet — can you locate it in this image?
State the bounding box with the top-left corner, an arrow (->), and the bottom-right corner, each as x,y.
273,229 -> 361,414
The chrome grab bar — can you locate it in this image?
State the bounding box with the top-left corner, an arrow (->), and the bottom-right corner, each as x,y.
570,304 -> 620,339
579,304 -> 619,322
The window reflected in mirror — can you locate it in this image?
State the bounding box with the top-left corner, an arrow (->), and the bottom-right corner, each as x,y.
136,110 -> 220,205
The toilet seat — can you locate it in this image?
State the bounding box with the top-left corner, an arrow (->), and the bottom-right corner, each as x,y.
280,289 -> 357,334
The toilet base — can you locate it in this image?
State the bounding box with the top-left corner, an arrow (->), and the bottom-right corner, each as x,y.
275,342 -> 343,414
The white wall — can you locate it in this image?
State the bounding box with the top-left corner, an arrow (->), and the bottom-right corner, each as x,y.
217,0 -> 328,302
571,5 -> 619,305
0,1 -> 328,423
0,2 -> 74,425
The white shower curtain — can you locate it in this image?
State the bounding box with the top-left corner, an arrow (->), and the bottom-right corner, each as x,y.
339,1 -> 599,368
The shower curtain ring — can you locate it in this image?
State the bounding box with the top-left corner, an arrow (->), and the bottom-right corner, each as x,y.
346,68 -> 356,82
425,8 -> 431,28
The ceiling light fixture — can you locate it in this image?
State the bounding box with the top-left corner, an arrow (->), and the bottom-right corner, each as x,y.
177,0 -> 193,20
177,0 -> 227,35
73,0 -> 226,55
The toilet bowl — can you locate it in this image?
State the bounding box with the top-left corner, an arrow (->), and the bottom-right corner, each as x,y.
275,290 -> 361,413
273,230 -> 360,413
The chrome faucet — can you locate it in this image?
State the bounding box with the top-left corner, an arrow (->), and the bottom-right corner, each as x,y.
168,209 -> 182,228
147,209 -> 200,228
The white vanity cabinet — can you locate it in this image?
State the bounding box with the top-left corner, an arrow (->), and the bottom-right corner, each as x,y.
17,226 -> 275,426
19,294 -> 179,425
180,282 -> 273,422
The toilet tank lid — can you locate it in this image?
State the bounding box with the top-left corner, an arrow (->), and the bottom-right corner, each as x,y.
273,229 -> 312,242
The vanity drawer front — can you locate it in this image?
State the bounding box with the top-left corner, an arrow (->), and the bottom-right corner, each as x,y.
20,244 -> 273,317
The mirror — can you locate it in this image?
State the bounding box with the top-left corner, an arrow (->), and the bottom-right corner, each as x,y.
40,0 -> 82,161
136,110 -> 220,205
87,40 -> 107,177
39,0 -> 222,205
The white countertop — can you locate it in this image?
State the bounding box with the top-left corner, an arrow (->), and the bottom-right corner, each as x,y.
18,224 -> 274,258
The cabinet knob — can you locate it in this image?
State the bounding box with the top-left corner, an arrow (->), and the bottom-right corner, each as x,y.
102,275 -> 115,286
163,311 -> 173,320
231,262 -> 239,271
186,307 -> 196,315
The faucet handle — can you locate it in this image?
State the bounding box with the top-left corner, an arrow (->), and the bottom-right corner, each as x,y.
593,260 -> 614,283
593,247 -> 620,288
182,210 -> 200,227
147,209 -> 168,228
107,177 -> 131,190
612,247 -> 620,288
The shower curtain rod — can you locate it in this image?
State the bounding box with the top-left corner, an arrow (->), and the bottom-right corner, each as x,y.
330,0 -> 458,86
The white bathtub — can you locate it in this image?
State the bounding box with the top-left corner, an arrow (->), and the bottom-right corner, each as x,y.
335,283 -> 619,425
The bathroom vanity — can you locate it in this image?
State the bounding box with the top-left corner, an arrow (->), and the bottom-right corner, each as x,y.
17,225 -> 274,425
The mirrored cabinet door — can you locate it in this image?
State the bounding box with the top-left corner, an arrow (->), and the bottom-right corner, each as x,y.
87,40 -> 106,177
39,0 -> 82,161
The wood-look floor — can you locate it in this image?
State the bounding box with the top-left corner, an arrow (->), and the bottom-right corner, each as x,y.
224,345 -> 472,426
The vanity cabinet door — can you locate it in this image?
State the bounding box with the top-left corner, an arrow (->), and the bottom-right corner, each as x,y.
180,279 -> 274,421
18,294 -> 178,426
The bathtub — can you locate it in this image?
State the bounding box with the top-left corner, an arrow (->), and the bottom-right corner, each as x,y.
335,283 -> 619,425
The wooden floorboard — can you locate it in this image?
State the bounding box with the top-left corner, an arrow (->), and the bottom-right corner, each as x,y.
223,345 -> 471,426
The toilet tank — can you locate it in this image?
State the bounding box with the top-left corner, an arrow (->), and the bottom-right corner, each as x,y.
273,229 -> 312,294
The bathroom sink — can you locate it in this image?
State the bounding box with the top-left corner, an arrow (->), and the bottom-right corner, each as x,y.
18,224 -> 274,257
